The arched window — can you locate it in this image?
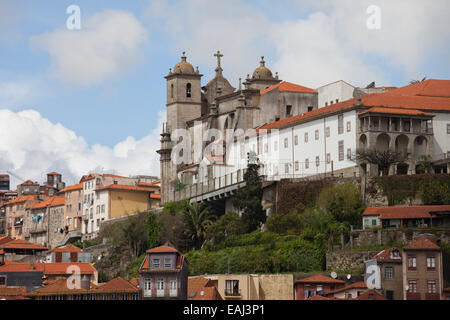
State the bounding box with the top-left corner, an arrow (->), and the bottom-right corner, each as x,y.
171,84 -> 174,98
186,83 -> 192,98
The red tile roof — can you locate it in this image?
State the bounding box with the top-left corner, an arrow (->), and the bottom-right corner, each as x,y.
354,289 -> 387,300
188,276 -> 222,300
146,245 -> 179,253
150,193 -> 161,200
47,172 -> 61,176
257,79 -> 450,132
1,239 -> 48,251
28,196 -> 65,210
38,262 -> 96,275
325,282 -> 367,296
92,276 -> 138,294
359,107 -> 435,117
0,236 -> 13,246
51,244 -> 83,253
295,274 -> 345,284
307,294 -> 333,300
129,278 -> 139,287
373,248 -> 402,261
0,286 -> 28,299
4,195 -> 36,206
59,183 -> 82,193
363,205 -> 450,219
404,237 -> 441,250
261,81 -> 317,95
20,180 -> 39,186
27,279 -> 88,296
96,184 -> 154,192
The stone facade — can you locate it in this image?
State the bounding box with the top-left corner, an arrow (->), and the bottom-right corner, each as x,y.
326,251 -> 379,272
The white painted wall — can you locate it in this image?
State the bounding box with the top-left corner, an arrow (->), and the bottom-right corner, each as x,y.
431,113 -> 450,157
317,80 -> 355,108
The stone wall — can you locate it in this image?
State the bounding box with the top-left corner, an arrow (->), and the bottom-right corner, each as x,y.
351,228 -> 450,248
326,251 -> 379,272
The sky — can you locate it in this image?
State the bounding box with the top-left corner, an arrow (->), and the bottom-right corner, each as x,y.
0,0 -> 449,187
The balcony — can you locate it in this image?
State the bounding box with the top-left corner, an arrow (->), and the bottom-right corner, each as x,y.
425,293 -> 440,300
359,116 -> 433,135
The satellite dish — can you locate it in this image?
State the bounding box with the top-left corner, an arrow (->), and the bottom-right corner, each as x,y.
331,272 -> 337,279
405,285 -> 409,291
347,274 -> 351,280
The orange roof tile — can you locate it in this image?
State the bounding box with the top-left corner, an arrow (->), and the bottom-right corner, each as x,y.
20,180 -> 39,186
92,276 -> 138,294
307,294 -> 333,300
146,245 -> 178,253
96,184 -> 154,192
47,172 -> 61,176
363,205 -> 450,219
150,193 -> 161,200
189,286 -> 221,300
325,282 -> 367,296
0,236 -> 13,245
59,183 -> 82,193
359,107 -> 435,117
27,279 -> 88,296
354,289 -> 387,300
383,79 -> 450,98
129,278 -> 139,287
28,196 -> 65,210
1,239 -> 48,251
51,244 -> 83,253
261,81 -> 317,95
4,195 -> 36,206
0,286 -> 28,298
372,248 -> 402,261
295,274 -> 345,284
38,262 -> 96,275
404,237 -> 441,250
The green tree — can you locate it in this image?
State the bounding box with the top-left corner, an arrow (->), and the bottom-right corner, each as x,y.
120,212 -> 149,259
316,182 -> 364,227
182,202 -> 216,249
266,211 -> 303,235
207,211 -> 246,244
232,163 -> 266,232
421,180 -> 450,205
145,211 -> 162,249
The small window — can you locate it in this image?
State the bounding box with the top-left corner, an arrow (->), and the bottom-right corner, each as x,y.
308,106 -> 313,112
284,138 -> 289,148
284,164 -> 289,174
408,256 -> 417,270
338,141 -> 344,161
408,280 -> 417,293
315,130 -> 319,140
286,105 -> 292,116
338,115 -> 344,134
305,159 -> 309,169
427,257 -> 436,270
171,84 -> 174,99
325,127 -> 330,138
304,132 -> 308,143
447,124 -> 450,134
274,141 -> 278,151
264,143 -> 268,153
325,102 -> 328,107
186,83 -> 192,98
347,121 -> 351,132
153,259 -> 161,268
294,135 -> 298,146
0,275 -> 6,286
385,266 -> 394,279
336,99 -> 339,103
295,161 -> 299,171
164,258 -> 172,268
316,156 -> 320,167
347,148 -> 352,160
427,280 -> 437,293
326,153 -> 331,164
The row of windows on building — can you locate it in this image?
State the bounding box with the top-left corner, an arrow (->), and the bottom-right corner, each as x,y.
239,118 -> 351,158
407,279 -> 438,294
143,277 -> 178,297
407,255 -> 436,271
151,258 -> 173,269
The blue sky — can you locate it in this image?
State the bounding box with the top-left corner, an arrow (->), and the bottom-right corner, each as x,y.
0,0 -> 449,186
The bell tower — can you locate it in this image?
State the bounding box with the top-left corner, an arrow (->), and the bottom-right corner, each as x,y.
165,52 -> 202,132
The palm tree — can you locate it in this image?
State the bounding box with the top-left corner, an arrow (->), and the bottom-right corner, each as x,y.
182,202 -> 216,249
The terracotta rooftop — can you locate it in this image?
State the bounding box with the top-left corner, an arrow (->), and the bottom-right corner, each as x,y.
129,278 -> 139,287
372,248 -> 402,261
92,276 -> 138,294
96,184 -> 154,192
28,196 -> 65,210
27,279 -> 88,296
0,262 -> 95,274
51,244 -> 83,253
59,183 -> 82,193
150,193 -> 161,200
325,282 -> 367,296
20,180 -> 39,186
261,81 -> 317,95
359,107 -> 435,117
363,205 -> 450,220
307,294 -> 333,300
4,195 -> 36,206
0,286 -> 28,300
295,274 -> 345,284
383,79 -> 450,98
47,172 -> 61,176
0,236 -> 13,246
404,236 -> 441,250
1,239 -> 48,251
146,245 -> 179,253
354,289 -> 387,300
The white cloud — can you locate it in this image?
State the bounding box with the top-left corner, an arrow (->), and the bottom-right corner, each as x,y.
31,10 -> 147,85
0,81 -> 35,109
0,109 -> 164,188
145,0 -> 450,87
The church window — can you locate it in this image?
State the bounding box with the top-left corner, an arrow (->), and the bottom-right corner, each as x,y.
186,83 -> 192,98
171,84 -> 174,98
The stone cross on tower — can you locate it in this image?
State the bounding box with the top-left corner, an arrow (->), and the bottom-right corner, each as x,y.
214,50 -> 224,76
260,56 -> 265,66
